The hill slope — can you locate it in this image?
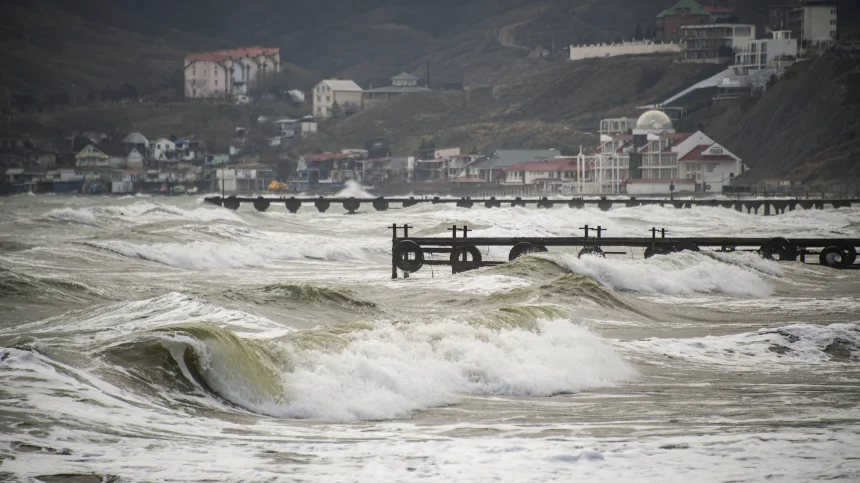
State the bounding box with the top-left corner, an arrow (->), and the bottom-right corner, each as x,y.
304,55 -> 720,155
702,53 -> 860,183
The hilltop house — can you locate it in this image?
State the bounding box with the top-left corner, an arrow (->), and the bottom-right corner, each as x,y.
184,47 -> 280,100
151,138 -> 176,161
770,1 -> 837,45
656,0 -> 738,42
363,73 -> 429,107
312,80 -> 363,119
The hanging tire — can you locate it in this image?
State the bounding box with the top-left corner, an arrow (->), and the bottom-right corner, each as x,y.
508,242 -> 547,261
578,246 -> 605,258
759,237 -> 797,261
253,197 -> 270,212
223,197 -> 240,211
819,245 -> 851,269
393,240 -> 424,273
843,245 -> 858,266
451,246 -> 483,263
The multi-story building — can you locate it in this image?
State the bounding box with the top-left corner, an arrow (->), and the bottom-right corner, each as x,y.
184,47 -> 280,100
770,1 -> 837,44
311,80 -> 364,119
681,23 -> 756,62
734,30 -> 799,75
656,0 -> 737,42
599,118 -> 635,136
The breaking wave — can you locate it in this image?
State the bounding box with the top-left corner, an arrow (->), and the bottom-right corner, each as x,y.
78,239 -> 370,270
42,202 -> 242,227
5,293 -> 635,422
0,267 -> 111,303
220,283 -> 378,310
540,251 -> 777,297
623,322 -> 860,367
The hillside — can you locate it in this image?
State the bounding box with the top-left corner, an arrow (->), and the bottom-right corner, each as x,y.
303,55 -> 722,155
8,0 -> 852,99
700,53 -> 860,183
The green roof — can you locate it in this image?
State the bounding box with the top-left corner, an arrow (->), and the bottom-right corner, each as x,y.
656,0 -> 708,18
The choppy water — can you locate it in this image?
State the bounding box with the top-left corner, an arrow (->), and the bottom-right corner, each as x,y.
1,189 -> 859,482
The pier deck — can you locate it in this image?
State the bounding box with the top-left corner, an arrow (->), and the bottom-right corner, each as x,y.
387,224 -> 860,278
205,195 -> 856,216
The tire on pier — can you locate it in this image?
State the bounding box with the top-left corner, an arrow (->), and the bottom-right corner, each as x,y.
819,245 -> 857,269
537,197 -> 553,209
403,197 -> 419,208
343,197 -> 361,214
285,198 -> 302,213
758,237 -> 797,261
315,198 -> 331,213
393,240 -> 425,273
456,198 -> 474,208
223,197 -> 240,211
372,198 -> 390,211
450,245 -> 483,263
578,246 -> 605,259
485,197 -> 502,209
508,242 -> 548,261
253,197 -> 270,212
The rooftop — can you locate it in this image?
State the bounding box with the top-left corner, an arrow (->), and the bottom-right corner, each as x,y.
186,47 -> 279,62
656,0 -> 709,18
319,79 -> 363,92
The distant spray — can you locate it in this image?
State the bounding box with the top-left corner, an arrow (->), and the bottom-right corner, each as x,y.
426,61 -> 431,89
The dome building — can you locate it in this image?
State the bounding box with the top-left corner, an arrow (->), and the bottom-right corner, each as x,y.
632,110 -> 675,135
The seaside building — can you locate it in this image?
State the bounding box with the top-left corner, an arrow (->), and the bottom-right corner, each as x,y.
311,80 -> 363,119
770,1 -> 837,45
363,73 -> 428,108
681,23 -> 756,62
656,0 -> 738,42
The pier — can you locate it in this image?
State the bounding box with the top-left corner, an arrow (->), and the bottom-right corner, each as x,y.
387,224 -> 860,278
204,195 -> 856,216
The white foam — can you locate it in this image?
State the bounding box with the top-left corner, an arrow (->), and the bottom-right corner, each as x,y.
335,180 -> 375,199
273,318 -> 635,421
622,322 -> 860,367
543,251 -> 774,297
44,207 -> 100,226
82,238 -> 371,270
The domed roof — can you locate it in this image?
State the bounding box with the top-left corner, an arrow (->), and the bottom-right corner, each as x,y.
635,110 -> 673,131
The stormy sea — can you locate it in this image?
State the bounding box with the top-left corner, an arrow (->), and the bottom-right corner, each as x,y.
1,188 -> 859,482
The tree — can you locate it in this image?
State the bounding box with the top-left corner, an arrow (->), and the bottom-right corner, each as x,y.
634,23 -> 643,41
330,101 -> 342,118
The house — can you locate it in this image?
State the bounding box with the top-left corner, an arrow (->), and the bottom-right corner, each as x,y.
301,117 -> 318,135
121,132 -> 149,154
75,145 -> 110,168
770,1 -> 837,44
360,156 -> 416,183
503,160 -> 589,192
295,152 -> 364,189
681,23 -> 756,62
656,0 -> 711,42
582,110 -> 744,195
27,149 -> 56,169
0,132 -> 28,150
734,30 -> 799,75
600,118 -> 635,136
312,79 -> 363,119
215,163 -> 275,192
363,73 -> 429,107
273,119 -> 300,137
174,139 -> 202,162
151,138 -> 176,161
184,47 -> 280,100
466,150 -> 560,183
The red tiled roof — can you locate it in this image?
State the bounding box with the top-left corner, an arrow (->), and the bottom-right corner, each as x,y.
704,6 -> 735,14
186,47 -> 279,62
680,144 -> 737,162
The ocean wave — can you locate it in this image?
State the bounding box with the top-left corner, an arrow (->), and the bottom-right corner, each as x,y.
622,322 -> 860,366
78,238 -> 370,270
540,251 -> 775,297
0,267 -> 111,303
42,201 -> 243,227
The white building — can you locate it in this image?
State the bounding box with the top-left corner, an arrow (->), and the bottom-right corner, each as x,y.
576,110 -> 744,195
151,139 -> 176,161
681,23 -> 756,62
599,117 -> 635,136
312,79 -> 363,119
184,47 -> 280,100
791,1 -> 838,44
734,30 -> 799,75
215,164 -> 274,192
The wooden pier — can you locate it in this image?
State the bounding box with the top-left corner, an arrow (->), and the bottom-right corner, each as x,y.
387,224 -> 860,278
204,195 -> 857,216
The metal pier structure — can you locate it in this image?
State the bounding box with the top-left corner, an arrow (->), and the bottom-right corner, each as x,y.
387,224 -> 860,278
204,195 -> 857,216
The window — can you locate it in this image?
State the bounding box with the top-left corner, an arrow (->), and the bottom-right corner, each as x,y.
831,8 -> 837,15
326,96 -> 330,102
316,107 -> 321,114
215,79 -> 218,86
317,96 -> 321,102
710,147 -> 723,155
831,31 -> 838,39
831,19 -> 837,25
